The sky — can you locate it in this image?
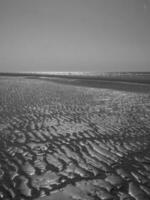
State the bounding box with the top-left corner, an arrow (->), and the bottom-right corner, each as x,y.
0,0 -> 150,72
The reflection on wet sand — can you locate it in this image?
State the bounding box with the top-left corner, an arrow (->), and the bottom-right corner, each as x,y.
0,77 -> 150,199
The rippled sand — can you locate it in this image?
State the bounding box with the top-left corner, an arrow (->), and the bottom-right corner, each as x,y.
0,76 -> 150,200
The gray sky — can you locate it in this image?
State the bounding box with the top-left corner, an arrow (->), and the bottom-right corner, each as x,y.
0,0 -> 150,72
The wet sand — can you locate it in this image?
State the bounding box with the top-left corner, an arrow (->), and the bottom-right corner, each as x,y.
0,76 -> 150,200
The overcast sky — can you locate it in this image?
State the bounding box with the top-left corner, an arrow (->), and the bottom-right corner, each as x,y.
0,0 -> 150,72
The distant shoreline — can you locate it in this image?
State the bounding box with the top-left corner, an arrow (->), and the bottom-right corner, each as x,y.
1,72 -> 150,93
0,72 -> 150,85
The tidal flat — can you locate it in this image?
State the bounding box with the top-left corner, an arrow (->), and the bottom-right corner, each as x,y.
0,74 -> 150,200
